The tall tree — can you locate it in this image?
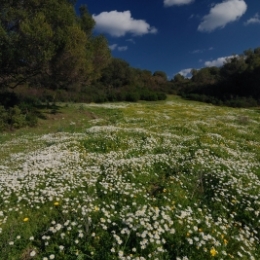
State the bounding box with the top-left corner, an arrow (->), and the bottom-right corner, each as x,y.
0,0 -> 110,90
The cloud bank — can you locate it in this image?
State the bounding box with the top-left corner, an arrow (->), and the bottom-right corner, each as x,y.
164,0 -> 194,6
198,0 -> 247,32
244,13 -> 260,26
93,10 -> 157,37
204,55 -> 237,67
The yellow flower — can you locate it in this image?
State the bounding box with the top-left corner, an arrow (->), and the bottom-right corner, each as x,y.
54,201 -> 59,206
94,206 -> 99,212
23,217 -> 29,222
210,247 -> 218,257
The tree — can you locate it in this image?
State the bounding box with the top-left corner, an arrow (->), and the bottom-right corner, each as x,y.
100,58 -> 134,89
192,67 -> 220,85
89,35 -> 111,82
0,0 -> 108,90
153,71 -> 168,83
172,73 -> 185,83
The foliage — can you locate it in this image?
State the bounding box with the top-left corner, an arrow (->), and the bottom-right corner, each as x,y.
0,104 -> 38,131
0,0 -> 111,90
179,47 -> 260,107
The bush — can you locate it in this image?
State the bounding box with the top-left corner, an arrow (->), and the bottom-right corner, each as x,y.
7,106 -> 26,129
140,91 -> 158,101
125,92 -> 140,102
157,92 -> 167,100
0,104 -> 38,132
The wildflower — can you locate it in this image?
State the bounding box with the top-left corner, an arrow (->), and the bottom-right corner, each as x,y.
210,247 -> 218,257
23,217 -> 29,222
49,254 -> 55,259
54,202 -> 59,206
29,236 -> 34,241
30,250 -> 36,257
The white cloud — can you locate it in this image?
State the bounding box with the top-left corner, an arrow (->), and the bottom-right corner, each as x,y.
109,44 -> 118,51
109,44 -> 128,52
164,0 -> 194,6
244,13 -> 260,25
178,68 -> 193,78
93,10 -> 157,37
204,55 -> 237,67
118,46 -> 128,51
198,0 -> 247,32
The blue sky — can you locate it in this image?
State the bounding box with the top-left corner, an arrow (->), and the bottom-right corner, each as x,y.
76,0 -> 260,79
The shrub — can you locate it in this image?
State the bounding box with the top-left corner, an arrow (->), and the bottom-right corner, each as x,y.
0,104 -> 38,131
125,92 -> 140,102
7,106 -> 26,129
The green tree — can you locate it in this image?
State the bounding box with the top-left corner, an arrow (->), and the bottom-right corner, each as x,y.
89,35 -> 111,82
153,71 -> 168,84
100,58 -> 134,89
0,0 -> 108,90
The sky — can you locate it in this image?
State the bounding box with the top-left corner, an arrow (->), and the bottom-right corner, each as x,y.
76,0 -> 260,79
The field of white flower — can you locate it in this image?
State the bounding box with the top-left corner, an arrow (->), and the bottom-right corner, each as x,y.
0,97 -> 259,260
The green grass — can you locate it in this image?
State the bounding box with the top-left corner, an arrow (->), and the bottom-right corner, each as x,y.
0,97 -> 259,259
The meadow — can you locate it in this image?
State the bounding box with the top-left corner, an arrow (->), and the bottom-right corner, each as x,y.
0,97 -> 259,260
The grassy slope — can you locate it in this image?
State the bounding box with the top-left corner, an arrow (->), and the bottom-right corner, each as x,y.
0,96 -> 259,260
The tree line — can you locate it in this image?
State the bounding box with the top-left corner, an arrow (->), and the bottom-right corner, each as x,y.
175,47 -> 260,107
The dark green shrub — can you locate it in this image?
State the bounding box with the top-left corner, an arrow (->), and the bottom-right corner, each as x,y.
140,91 -> 158,101
115,91 -> 126,101
94,94 -> 108,103
25,113 -> 38,127
7,106 -> 26,129
157,92 -> 167,100
125,92 -> 140,102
